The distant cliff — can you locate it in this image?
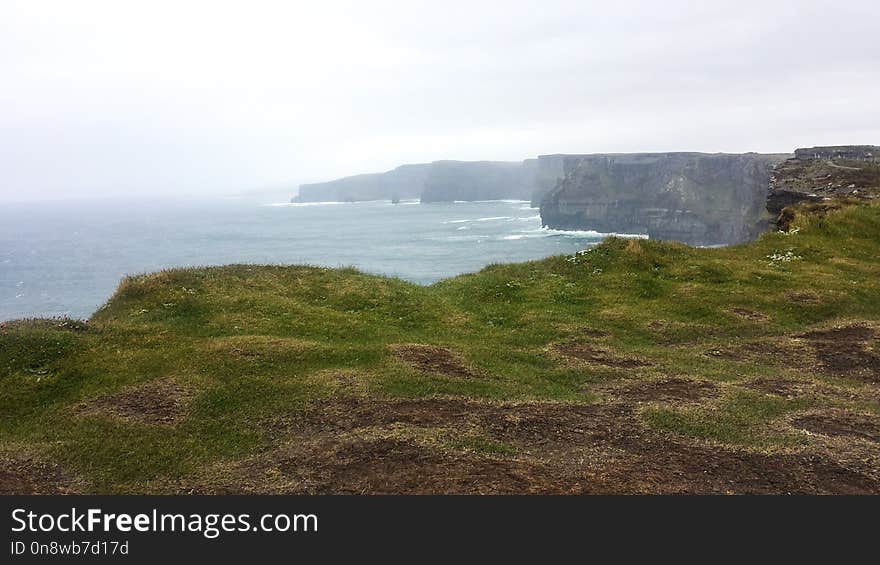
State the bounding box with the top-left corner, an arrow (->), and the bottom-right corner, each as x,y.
296,164 -> 431,203
294,157 -> 568,204
539,153 -> 789,246
419,161 -> 527,202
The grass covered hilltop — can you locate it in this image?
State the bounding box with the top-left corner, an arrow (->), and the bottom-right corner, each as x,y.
2,201 -> 879,494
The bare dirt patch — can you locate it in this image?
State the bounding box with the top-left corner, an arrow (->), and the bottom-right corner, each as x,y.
705,339 -> 809,365
800,325 -> 875,342
792,413 -> 880,444
76,378 -> 194,425
180,396 -> 879,494
706,326 -> 880,382
798,324 -> 880,381
611,378 -> 718,403
275,438 -> 566,495
0,453 -> 81,495
598,439 -> 878,495
391,344 -> 480,378
742,377 -> 874,404
744,377 -> 804,397
556,342 -> 651,369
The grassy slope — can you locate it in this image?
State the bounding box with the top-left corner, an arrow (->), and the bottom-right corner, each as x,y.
1,202 -> 879,493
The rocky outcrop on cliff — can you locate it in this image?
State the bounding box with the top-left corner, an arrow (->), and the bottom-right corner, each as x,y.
767,146 -> 880,219
539,153 -> 789,246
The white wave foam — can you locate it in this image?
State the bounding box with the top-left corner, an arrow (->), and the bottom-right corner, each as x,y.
495,227 -> 649,240
444,216 -> 510,224
533,227 -> 648,239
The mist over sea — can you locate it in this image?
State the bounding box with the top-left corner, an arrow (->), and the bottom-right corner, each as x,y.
0,196 -> 622,321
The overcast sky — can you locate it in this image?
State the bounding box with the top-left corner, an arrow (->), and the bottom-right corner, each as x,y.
2,0 -> 879,201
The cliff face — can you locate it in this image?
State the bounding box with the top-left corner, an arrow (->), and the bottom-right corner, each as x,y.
540,153 -> 789,246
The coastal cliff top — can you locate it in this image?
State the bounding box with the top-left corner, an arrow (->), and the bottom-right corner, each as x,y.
2,200 -> 879,494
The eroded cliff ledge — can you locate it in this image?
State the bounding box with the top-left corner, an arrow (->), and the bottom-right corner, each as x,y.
539,153 -> 789,246
767,146 -> 880,219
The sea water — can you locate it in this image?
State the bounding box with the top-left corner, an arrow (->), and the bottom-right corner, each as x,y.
0,196 -> 629,320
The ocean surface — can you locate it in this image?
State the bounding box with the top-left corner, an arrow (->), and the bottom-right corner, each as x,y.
0,196 -> 628,321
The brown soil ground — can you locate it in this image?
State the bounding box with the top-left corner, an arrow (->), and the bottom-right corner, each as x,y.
745,377 -> 807,397
391,344 -> 480,378
0,453 -> 81,495
705,339 -> 809,365
75,378 -> 193,425
798,325 -> 880,382
792,413 -> 880,444
742,377 -> 873,403
174,392 -> 880,495
11,321 -> 880,495
702,325 -> 879,384
608,377 -> 718,402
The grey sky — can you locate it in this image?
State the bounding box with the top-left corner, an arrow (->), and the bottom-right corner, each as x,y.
2,0 -> 879,201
